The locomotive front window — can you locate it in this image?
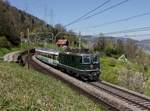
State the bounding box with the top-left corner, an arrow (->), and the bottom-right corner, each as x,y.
93,56 -> 99,63
82,56 -> 91,64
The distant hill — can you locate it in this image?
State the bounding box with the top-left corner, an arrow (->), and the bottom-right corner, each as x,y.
137,39 -> 150,54
140,39 -> 150,44
82,35 -> 138,44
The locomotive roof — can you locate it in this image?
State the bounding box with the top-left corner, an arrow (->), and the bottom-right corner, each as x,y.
35,48 -> 59,55
60,51 -> 94,56
61,48 -> 95,56
36,48 -> 97,56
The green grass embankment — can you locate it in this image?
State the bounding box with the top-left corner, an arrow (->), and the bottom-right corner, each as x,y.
0,62 -> 106,111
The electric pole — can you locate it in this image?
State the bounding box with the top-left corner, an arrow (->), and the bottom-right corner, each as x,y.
27,28 -> 30,69
50,9 -> 54,26
79,32 -> 81,50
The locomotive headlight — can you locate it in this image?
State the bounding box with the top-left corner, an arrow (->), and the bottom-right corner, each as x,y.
94,73 -> 97,76
91,72 -> 97,76
90,65 -> 94,69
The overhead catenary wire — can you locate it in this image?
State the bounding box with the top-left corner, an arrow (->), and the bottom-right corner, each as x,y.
78,11 -> 150,29
83,0 -> 130,20
103,26 -> 150,35
64,0 -> 111,27
64,0 -> 150,40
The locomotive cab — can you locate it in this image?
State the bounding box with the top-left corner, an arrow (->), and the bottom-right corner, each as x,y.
82,55 -> 99,68
80,54 -> 100,81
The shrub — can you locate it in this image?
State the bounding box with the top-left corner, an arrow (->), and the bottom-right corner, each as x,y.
108,58 -> 117,67
0,36 -> 12,48
105,47 -> 120,58
117,64 -> 147,93
0,48 -> 10,56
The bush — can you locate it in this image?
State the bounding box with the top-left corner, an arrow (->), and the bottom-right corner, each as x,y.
108,58 -> 117,67
105,47 -> 120,58
0,36 -> 12,48
0,48 -> 10,56
117,64 -> 147,93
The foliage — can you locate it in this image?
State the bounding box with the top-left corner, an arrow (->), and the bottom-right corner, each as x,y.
0,48 -> 10,56
0,62 -> 106,111
100,56 -> 150,95
0,1 -> 20,45
0,1 -> 78,48
0,42 -> 29,57
0,36 -> 11,48
100,57 -> 120,84
135,49 -> 150,65
117,64 -> 146,93
94,37 -> 139,59
64,33 -> 78,46
94,37 -> 122,57
108,58 -> 117,67
105,47 -> 120,58
0,0 -> 51,46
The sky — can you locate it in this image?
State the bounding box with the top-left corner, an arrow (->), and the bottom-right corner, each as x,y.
7,0 -> 150,40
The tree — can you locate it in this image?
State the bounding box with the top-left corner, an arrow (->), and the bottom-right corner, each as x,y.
0,4 -> 20,45
94,37 -> 107,51
124,40 -> 138,59
116,39 -> 124,54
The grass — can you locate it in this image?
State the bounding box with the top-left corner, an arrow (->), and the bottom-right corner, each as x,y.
0,47 -> 27,57
0,61 -> 106,111
100,56 -> 122,84
0,48 -> 11,57
0,43 -> 28,57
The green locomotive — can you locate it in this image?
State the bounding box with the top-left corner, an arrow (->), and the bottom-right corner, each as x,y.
35,48 -> 100,81
58,51 -> 100,81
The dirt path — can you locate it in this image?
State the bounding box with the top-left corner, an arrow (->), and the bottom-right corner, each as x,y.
3,51 -> 20,62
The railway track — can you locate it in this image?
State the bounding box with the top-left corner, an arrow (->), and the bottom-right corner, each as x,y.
90,81 -> 150,111
26,55 -> 150,111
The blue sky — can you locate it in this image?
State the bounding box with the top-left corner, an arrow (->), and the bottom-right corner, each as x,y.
8,0 -> 150,40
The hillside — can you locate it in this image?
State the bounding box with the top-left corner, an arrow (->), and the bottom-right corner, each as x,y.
0,61 -> 106,111
0,0 -> 79,49
0,0 -> 52,46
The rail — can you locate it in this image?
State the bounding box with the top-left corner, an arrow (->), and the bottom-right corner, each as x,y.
90,81 -> 150,110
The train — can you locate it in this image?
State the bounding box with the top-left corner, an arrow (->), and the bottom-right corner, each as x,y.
35,48 -> 100,81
